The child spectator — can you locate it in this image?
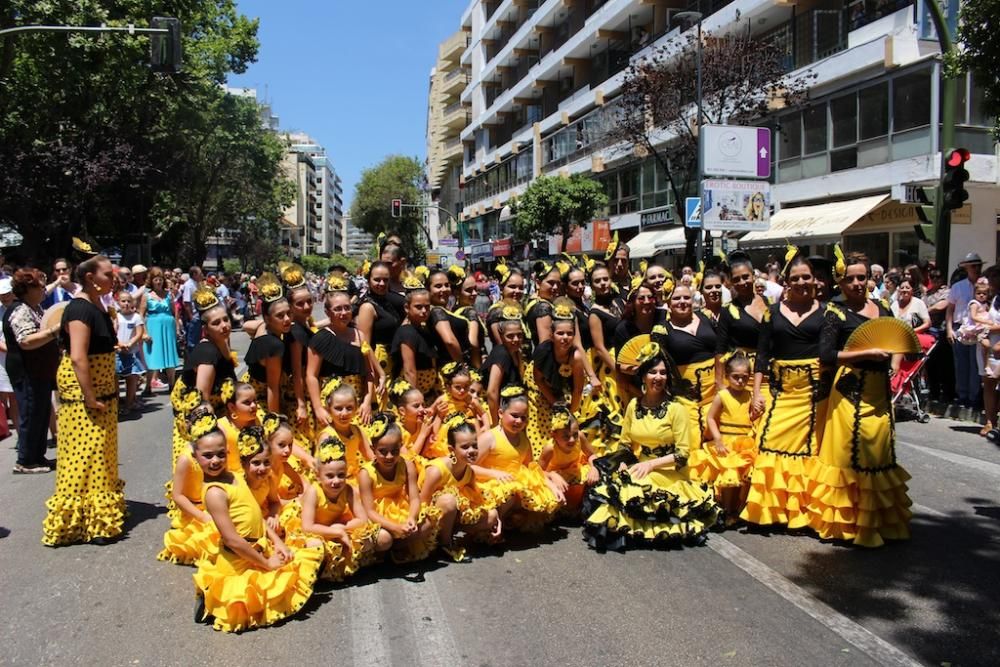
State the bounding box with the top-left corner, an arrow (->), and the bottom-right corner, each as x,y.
116,291 -> 146,414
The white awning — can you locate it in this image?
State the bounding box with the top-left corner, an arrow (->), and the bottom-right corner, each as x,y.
738,194 -> 889,248
627,226 -> 688,258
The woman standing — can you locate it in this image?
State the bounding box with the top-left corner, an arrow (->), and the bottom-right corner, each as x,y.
391,284 -> 441,397
808,253 -> 911,547
4,269 -> 60,473
356,261 -> 402,380
613,283 -> 666,407
714,255 -> 769,388
481,307 -> 526,421
583,345 -> 720,550
699,271 -> 725,323
588,263 -> 624,418
742,256 -> 827,529
141,267 -> 180,394
485,263 -> 527,346
43,255 -> 126,545
524,262 -> 562,347
426,269 -> 466,365
279,263 -> 316,445
891,279 -> 932,347
243,274 -> 291,414
449,266 -> 484,368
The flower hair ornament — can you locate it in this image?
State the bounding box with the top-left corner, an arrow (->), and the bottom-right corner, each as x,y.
552,297 -> 576,321
626,273 -> 645,301
389,377 -> 415,398
635,341 -> 661,365
237,425 -> 266,459
278,262 -> 307,290
494,258 -> 512,286
261,412 -> 286,440
402,274 -> 426,291
782,243 -> 800,277
604,231 -> 620,261
413,265 -> 430,284
219,377 -> 236,404
442,412 -> 468,433
532,260 -> 554,282
317,436 -> 347,463
189,414 -> 219,440
549,403 -> 573,431
581,254 -> 597,278
175,385 -> 203,414
324,273 -> 349,294
257,272 -> 284,304
361,259 -> 372,278
320,377 -> 342,404
500,385 -> 527,399
555,259 -> 572,280
439,361 -> 469,383
500,304 -> 523,321
833,243 -> 847,282
365,412 -> 395,441
662,270 -> 676,299
469,368 -> 482,384
193,286 -> 222,315
447,264 -> 466,286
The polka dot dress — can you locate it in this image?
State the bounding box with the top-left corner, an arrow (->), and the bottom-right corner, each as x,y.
42,353 -> 126,546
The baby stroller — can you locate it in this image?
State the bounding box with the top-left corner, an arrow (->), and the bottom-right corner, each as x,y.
891,333 -> 936,423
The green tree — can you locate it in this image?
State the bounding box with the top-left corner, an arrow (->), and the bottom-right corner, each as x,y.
950,0 -> 1000,138
512,174 -> 608,253
349,155 -> 427,258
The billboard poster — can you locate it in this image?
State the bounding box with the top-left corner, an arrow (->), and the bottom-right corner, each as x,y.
701,180 -> 770,231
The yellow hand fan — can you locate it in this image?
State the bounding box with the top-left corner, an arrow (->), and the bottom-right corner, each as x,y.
41,300 -> 69,332
616,334 -> 651,369
844,317 -> 920,354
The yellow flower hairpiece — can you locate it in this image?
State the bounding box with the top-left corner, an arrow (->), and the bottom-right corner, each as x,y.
500,304 -> 523,321
555,259 -> 571,280
533,261 -> 553,282
189,414 -> 219,439
833,243 -> 847,282
402,274 -> 425,291
261,412 -> 284,440
220,378 -> 236,404
278,262 -> 306,290
549,405 -> 572,431
447,264 -> 466,284
638,260 -> 648,277
440,361 -> 460,378
783,243 -> 799,277
495,258 -> 511,285
605,231 -> 619,261
324,274 -> 349,293
317,437 -> 347,463
376,231 -> 387,250
72,236 -> 98,256
257,272 -> 284,303
635,341 -> 661,365
237,426 -> 265,459
582,254 -> 596,277
469,369 -> 482,384
552,298 -> 575,321
361,259 -> 372,277
365,412 -> 394,441
193,286 -> 221,314
414,266 -> 430,283
389,377 -> 414,397
692,261 -> 704,291
443,412 -> 467,432
500,385 -> 526,399
651,324 -> 668,336
320,377 -> 342,404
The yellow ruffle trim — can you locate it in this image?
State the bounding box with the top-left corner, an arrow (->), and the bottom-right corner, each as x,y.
740,452 -> 813,529
370,497 -> 441,563
282,502 -> 380,581
157,514 -> 219,566
42,482 -> 126,546
688,445 -> 757,490
431,483 -> 494,526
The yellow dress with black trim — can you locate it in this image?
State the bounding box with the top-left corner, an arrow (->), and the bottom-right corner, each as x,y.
193,476 -> 321,633
687,388 -> 758,490
741,305 -> 828,529
674,357 -> 717,443
361,460 -> 440,563
419,458 -> 494,526
158,452 -> 220,565
424,395 -> 479,460
475,425 -> 560,529
316,424 -> 368,480
43,350 -> 126,546
582,398 -> 720,550
283,482 -> 380,581
806,302 -> 911,547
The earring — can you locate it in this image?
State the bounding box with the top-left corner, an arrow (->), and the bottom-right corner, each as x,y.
230,413 -> 237,421
449,451 -> 457,464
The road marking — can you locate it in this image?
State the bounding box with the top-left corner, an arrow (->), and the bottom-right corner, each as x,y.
400,574 -> 463,667
708,536 -> 922,667
898,440 -> 1000,478
912,502 -> 946,518
349,584 -> 392,666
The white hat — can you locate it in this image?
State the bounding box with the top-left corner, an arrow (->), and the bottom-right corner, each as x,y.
131,264 -> 148,274
0,278 -> 11,295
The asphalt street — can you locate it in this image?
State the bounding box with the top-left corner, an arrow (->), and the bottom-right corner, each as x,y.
2,331 -> 998,666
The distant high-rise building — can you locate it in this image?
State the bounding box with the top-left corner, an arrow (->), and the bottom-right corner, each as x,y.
342,215 -> 374,258
283,133 -> 345,257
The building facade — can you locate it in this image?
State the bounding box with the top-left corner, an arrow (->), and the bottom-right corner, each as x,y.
451,0 -> 997,271
342,215 -> 375,258
283,133 -> 346,258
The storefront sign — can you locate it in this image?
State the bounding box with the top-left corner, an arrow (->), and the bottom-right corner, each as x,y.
470,242 -> 493,261
702,180 -> 770,231
492,237 -> 512,256
547,219 -> 611,255
640,206 -> 674,228
703,125 -> 771,179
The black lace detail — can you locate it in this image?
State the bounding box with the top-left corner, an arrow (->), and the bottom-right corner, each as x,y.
840,368 -> 900,474
759,361 -> 820,456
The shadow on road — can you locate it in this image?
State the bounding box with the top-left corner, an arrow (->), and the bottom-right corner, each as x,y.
785,507 -> 1000,666
122,499 -> 167,534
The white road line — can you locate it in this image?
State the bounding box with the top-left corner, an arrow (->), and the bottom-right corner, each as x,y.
912,502 -> 946,518
708,536 -> 923,667
349,584 -> 392,667
898,440 -> 1000,478
400,574 -> 463,667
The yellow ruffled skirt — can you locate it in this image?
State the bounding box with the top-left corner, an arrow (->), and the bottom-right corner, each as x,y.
282,502 -> 380,581
193,537 -> 322,633
158,511 -> 219,566
675,358 -> 717,443
43,353 -> 126,546
740,358 -> 826,529
370,495 -> 441,563
806,367 -> 912,547
478,463 -> 559,531
688,434 -> 757,490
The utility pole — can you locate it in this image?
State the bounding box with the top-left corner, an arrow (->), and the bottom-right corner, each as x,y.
924,0 -> 956,271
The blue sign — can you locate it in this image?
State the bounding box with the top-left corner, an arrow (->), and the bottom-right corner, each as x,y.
685,197 -> 701,229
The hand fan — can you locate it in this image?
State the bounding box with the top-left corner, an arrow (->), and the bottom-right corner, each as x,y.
40,300 -> 69,331
616,334 -> 651,369
844,317 -> 920,354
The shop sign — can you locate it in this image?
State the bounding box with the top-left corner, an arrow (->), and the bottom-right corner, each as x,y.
547,219 -> 611,255
640,206 -> 674,228
470,242 -> 493,261
492,238 -> 512,256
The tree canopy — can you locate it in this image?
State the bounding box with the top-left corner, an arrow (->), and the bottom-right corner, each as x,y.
512,174 -> 608,253
349,155 -> 427,259
950,0 -> 1000,139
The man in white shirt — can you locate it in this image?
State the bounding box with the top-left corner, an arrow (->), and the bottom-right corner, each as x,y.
946,253 -> 984,407
870,264 -> 885,299
181,266 -> 203,351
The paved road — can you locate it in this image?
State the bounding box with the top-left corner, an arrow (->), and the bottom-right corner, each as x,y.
2,333 -> 998,666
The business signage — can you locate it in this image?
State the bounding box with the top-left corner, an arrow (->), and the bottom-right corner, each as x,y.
547,219 -> 611,255
492,238 -> 512,256
639,206 -> 674,228
701,179 -> 771,231
703,125 -> 771,179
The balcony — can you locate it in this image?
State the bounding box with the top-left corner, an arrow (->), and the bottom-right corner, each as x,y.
764,4 -> 850,73
443,101 -> 471,129
441,67 -> 469,96
440,31 -> 469,63
443,136 -> 464,161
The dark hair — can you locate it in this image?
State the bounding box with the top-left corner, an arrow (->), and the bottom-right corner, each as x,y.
381,245 -> 403,261
392,385 -> 423,407
784,256 -> 814,279
372,422 -> 402,448
532,261 -> 560,282
725,351 -> 751,375
701,270 -> 723,285
446,420 -> 477,447
588,262 -> 609,281
499,268 -> 524,288
226,382 -> 255,406
563,266 -> 586,284
75,255 -> 110,286
499,388 -> 529,411
11,267 -> 44,299
844,252 -> 869,270
367,260 -> 392,278
52,257 -> 70,271
623,282 -> 656,319
405,288 -> 429,303
904,264 -> 924,288
442,363 -> 472,383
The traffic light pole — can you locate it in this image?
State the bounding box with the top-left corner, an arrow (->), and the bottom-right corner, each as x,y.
397,203 -> 461,250
924,0 -> 956,271
0,24 -> 169,38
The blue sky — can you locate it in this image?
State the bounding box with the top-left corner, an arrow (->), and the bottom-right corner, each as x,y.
230,0 -> 470,210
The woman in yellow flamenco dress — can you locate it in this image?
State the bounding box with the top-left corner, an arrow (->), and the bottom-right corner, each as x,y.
158,414 -> 225,565
283,436 -> 382,581
43,254 -> 126,546
807,253 -> 911,548
357,416 -> 440,563
474,387 -> 561,532
582,344 -> 720,550
193,422 -> 322,632
742,255 -> 829,529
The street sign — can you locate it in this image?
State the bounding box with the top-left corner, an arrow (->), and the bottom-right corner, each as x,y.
640,206 -> 673,228
455,250 -> 466,261
701,179 -> 770,231
685,197 -> 701,229
703,125 -> 771,179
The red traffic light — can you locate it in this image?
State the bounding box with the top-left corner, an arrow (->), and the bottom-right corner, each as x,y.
946,148 -> 970,168
391,199 -> 402,218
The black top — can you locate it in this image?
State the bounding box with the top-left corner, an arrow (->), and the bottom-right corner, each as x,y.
182,340 -> 237,392
3,301 -> 59,383
755,303 -> 826,375
385,291 -> 406,319
428,306 -> 468,364
590,305 -> 621,352
390,324 -> 437,371
480,344 -> 523,388
62,298 -> 116,354
819,301 -> 893,370
532,340 -> 573,398
524,298 -> 553,346
360,294 -> 401,348
663,316 -> 718,366
309,328 -> 366,378
485,301 -> 511,346
244,333 -> 285,382
612,311 -> 668,352
283,322 -> 313,374
715,302 -> 763,355
571,299 -> 593,349
455,304 -> 486,362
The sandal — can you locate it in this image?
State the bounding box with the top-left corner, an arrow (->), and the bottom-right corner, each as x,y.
13,463 -> 51,474
981,421 -> 993,436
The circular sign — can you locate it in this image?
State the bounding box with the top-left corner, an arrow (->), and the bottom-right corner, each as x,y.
455,251 -> 466,261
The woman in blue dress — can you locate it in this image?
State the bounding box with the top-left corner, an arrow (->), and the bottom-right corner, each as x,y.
141,267 -> 180,391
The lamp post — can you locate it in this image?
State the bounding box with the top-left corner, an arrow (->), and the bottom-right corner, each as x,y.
673,10 -> 704,265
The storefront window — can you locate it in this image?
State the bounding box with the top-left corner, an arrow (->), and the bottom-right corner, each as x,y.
780,113 -> 802,159
893,71 -> 931,132
831,93 -> 857,147
843,232 -> 890,267
803,105 -> 827,155
859,83 -> 889,139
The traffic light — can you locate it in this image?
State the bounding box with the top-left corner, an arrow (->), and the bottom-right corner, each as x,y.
913,186 -> 937,245
941,148 -> 970,211
391,199 -> 402,218
150,17 -> 182,73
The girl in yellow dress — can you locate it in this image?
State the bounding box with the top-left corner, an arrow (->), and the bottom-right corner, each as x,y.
314,380 -> 373,479
357,417 -> 439,563
420,416 -> 501,561
807,252 -> 911,547
538,404 -> 599,512
474,387 -> 561,532
427,362 -> 489,459
285,435 -> 382,581
583,344 -> 720,551
158,414 -> 224,565
391,284 -> 441,398
238,426 -> 283,536
193,427 -> 322,633
262,412 -> 307,505
391,379 -> 434,461
216,381 -> 258,473
689,352 -> 758,525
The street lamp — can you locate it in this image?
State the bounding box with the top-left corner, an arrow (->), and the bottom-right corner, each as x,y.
672,10 -> 704,265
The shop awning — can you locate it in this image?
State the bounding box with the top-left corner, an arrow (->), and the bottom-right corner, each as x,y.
738,194 -> 888,248
627,226 -> 688,258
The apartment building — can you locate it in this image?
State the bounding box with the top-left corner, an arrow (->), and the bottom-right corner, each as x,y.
342,215 -> 375,258
283,133 -> 346,258
454,0 -> 998,270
